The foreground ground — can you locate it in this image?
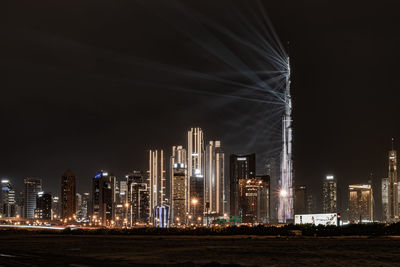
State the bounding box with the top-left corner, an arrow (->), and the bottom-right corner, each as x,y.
1,234 -> 400,266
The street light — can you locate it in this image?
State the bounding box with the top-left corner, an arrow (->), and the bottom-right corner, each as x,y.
280,189 -> 287,197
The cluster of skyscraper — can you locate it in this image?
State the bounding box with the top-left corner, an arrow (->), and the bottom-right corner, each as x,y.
294,176 -> 373,223
0,127 -> 272,227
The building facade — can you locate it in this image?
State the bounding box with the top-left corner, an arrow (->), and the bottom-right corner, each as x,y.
187,128 -> 205,221
35,192 -> 52,220
294,185 -> 307,215
322,175 -> 337,213
148,150 -> 166,221
205,141 -> 225,217
171,145 -> 187,224
92,170 -> 116,226
388,149 -> 398,222
127,171 -> 150,224
230,154 -> 256,216
1,179 -> 16,217
238,175 -> 270,224
61,169 -> 76,219
348,184 -> 373,223
24,178 -> 42,219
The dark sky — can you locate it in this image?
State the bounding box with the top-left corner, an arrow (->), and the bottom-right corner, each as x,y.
3,0 -> 400,216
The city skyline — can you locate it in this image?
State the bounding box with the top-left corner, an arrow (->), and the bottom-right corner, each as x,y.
3,0 -> 400,221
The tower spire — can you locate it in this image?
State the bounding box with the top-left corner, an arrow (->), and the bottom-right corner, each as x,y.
392,138 -> 394,151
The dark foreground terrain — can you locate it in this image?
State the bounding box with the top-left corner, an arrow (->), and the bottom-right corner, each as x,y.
1,234 -> 400,266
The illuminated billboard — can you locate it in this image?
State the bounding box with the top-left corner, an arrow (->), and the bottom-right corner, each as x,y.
295,213 -> 338,226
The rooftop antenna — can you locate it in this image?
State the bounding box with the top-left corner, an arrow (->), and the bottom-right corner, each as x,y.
392,138 -> 394,151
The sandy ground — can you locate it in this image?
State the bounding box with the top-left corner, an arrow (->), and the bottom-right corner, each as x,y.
0,234 -> 400,266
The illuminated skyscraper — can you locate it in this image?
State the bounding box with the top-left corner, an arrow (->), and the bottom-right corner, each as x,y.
348,183 -> 373,223
388,147 -> 398,222
92,170 -> 116,226
81,192 -> 90,220
35,192 -> 52,220
382,178 -> 389,221
118,180 -> 128,204
187,128 -> 205,221
1,179 -> 15,217
61,169 -> 76,219
24,178 -> 42,219
278,58 -> 294,223
322,175 -> 337,213
230,154 -> 256,216
76,193 -> 82,216
148,150 -> 166,220
51,196 -> 59,220
171,145 -> 187,224
238,175 -> 270,223
205,141 -> 225,216
127,171 -> 149,224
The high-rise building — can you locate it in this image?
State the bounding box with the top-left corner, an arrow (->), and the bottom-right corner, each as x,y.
76,193 -> 82,216
306,194 -> 316,214
24,178 -> 42,219
388,148 -> 398,222
51,196 -> 60,220
265,158 -> 280,222
187,128 -> 205,221
61,169 -> 76,219
238,175 -> 270,223
81,192 -> 90,221
322,175 -> 337,213
15,191 -> 24,217
35,192 -> 52,220
118,180 -> 128,204
148,150 -> 166,220
230,154 -> 256,216
278,56 -> 294,223
127,171 -> 149,224
348,183 -> 373,223
294,185 -> 307,215
171,145 -> 187,224
92,170 -> 116,226
382,178 -> 389,221
205,141 -> 225,216
1,179 -> 16,217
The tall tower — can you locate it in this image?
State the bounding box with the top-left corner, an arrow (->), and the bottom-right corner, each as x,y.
92,170 -> 116,226
322,175 -> 337,213
0,179 -> 16,217
24,178 -> 42,219
278,57 -> 294,223
382,177 -> 389,221
388,140 -> 398,222
148,150 -> 166,219
230,154 -> 256,216
348,183 -> 373,223
187,128 -> 205,221
171,145 -> 187,224
205,141 -> 225,216
61,169 -> 76,219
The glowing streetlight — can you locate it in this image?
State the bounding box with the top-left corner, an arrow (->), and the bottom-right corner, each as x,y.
280,189 -> 288,197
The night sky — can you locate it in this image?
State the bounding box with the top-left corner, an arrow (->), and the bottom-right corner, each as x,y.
3,0 -> 400,216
